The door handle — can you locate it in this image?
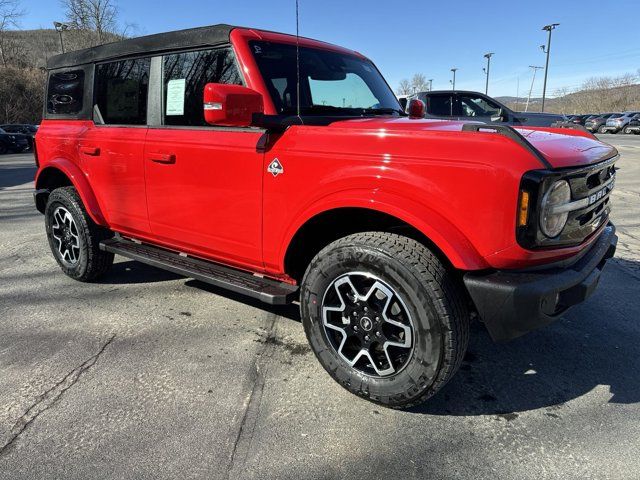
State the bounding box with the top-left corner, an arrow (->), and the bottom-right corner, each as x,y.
80,146 -> 100,156
149,153 -> 176,164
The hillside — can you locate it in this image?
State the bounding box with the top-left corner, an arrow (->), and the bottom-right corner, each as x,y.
496,83 -> 640,115
4,28 -> 121,68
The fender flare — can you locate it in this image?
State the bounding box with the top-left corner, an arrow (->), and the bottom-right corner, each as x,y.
279,189 -> 489,271
35,158 -> 107,226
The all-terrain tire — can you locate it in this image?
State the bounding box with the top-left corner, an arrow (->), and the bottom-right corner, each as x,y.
300,232 -> 469,409
45,186 -> 114,281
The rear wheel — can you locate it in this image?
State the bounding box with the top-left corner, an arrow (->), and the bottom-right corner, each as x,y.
300,232 -> 469,408
0,144 -> 7,155
624,127 -> 633,135
45,186 -> 114,281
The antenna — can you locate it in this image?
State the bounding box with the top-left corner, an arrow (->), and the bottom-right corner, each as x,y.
295,0 -> 302,122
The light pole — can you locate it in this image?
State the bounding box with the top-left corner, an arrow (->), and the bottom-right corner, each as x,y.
540,23 -> 559,112
526,65 -> 544,112
483,53 -> 494,95
428,79 -> 433,91
53,22 -> 70,54
450,68 -> 458,91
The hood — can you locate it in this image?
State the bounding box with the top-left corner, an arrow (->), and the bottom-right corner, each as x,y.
516,128 -> 617,168
323,117 -> 617,169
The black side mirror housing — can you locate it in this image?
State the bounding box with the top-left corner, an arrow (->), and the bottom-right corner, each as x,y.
491,108 -> 507,123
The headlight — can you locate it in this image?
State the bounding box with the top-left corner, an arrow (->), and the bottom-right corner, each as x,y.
540,180 -> 571,237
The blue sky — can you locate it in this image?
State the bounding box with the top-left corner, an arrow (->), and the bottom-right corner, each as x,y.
19,0 -> 640,97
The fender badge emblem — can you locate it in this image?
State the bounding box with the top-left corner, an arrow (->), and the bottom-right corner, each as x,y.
268,158 -> 284,177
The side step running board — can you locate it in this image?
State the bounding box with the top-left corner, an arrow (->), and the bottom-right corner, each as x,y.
100,237 -> 298,305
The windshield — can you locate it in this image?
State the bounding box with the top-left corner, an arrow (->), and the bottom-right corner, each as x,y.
250,41 -> 403,116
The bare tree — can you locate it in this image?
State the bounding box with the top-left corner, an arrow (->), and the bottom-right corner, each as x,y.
0,66 -> 46,123
0,0 -> 25,67
60,0 -> 119,46
411,73 -> 429,93
397,79 -> 412,96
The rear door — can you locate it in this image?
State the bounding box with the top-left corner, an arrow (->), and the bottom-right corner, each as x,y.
79,57 -> 151,236
143,47 -> 264,270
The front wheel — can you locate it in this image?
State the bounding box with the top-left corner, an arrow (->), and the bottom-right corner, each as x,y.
300,232 -> 469,408
45,186 -> 114,281
598,125 -> 607,134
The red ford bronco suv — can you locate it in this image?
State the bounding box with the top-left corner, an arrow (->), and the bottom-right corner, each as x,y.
34,25 -> 618,408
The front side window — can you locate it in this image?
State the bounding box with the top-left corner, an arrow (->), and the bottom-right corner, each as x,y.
47,70 -> 85,115
251,41 -> 403,116
458,94 -> 501,117
94,58 -> 150,125
162,48 -> 243,126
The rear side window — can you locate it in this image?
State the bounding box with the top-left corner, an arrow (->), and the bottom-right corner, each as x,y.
162,48 -> 243,126
47,70 -> 85,115
94,58 -> 150,125
426,94 -> 455,116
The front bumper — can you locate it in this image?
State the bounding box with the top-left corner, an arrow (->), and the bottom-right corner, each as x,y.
463,225 -> 617,342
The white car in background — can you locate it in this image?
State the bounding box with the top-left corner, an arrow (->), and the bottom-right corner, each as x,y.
603,111 -> 640,134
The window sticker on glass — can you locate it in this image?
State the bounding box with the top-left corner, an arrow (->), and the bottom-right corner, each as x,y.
166,79 -> 186,116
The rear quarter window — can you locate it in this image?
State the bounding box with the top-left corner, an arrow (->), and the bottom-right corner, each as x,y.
47,70 -> 85,115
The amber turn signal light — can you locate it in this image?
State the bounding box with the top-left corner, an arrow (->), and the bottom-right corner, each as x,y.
518,190 -> 530,227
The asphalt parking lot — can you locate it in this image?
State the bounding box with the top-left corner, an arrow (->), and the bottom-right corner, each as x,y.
1,134 -> 639,480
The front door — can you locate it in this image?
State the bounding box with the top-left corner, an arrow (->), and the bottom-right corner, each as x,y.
144,48 -> 264,270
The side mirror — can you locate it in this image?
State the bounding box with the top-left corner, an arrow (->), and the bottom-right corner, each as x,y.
398,97 -> 408,111
408,99 -> 426,119
491,108 -> 507,123
204,83 -> 264,127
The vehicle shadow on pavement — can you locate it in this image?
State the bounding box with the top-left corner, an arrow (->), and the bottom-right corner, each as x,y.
101,260 -> 185,284
414,260 -> 640,417
96,257 -> 639,418
0,165 -> 36,190
184,279 -> 302,322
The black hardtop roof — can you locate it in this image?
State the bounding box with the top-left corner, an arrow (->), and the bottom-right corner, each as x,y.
47,24 -> 236,70
416,90 -> 491,95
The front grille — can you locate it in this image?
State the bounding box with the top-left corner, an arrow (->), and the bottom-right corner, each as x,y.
542,156 -> 617,247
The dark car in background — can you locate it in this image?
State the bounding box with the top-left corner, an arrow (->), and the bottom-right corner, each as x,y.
0,124 -> 38,150
569,114 -> 594,126
0,127 -> 30,154
585,113 -> 619,134
624,114 -> 640,135
407,90 -> 566,127
603,112 -> 640,134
